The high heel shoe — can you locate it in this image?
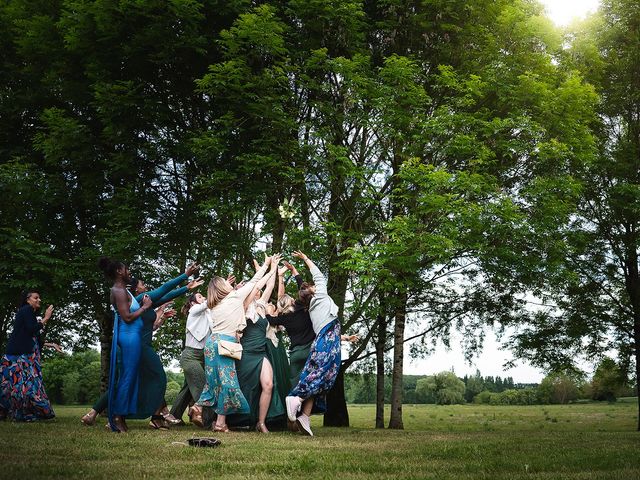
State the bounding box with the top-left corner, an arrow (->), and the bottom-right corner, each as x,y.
255,422 -> 269,433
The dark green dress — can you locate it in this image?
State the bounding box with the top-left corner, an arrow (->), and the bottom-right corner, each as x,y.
268,331 -> 292,409
229,316 -> 287,429
131,275 -> 188,419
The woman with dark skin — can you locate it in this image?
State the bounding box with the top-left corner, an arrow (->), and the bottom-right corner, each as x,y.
82,264 -> 201,429
98,257 -> 152,433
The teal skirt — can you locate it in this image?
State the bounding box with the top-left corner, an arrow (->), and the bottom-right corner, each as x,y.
197,333 -> 249,416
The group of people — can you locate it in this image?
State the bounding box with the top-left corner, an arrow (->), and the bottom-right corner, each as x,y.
73,250 -> 355,435
0,250 -> 355,435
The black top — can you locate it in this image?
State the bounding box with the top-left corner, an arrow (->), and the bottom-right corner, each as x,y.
267,302 -> 315,348
6,304 -> 43,355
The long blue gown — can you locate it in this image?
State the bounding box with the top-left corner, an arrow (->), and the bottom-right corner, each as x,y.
108,291 -> 142,430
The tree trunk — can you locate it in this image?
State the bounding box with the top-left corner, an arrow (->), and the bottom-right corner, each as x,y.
375,312 -> 386,429
323,365 -> 350,427
634,314 -> 640,431
388,289 -> 407,429
99,309 -> 114,395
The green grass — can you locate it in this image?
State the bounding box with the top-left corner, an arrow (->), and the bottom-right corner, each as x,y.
1,403 -> 639,479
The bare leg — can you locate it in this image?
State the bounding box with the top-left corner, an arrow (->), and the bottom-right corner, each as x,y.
301,398 -> 314,416
257,358 -> 274,432
214,413 -> 228,432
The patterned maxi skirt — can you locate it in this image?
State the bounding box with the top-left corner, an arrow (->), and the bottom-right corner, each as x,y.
197,333 -> 249,416
289,320 -> 341,413
0,343 -> 54,422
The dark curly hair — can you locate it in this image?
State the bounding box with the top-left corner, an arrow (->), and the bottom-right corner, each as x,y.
98,257 -> 126,281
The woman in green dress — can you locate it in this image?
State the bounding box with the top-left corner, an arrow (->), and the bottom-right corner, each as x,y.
229,255 -> 287,432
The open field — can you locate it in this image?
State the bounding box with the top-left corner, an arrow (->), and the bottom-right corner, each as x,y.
1,403 -> 639,479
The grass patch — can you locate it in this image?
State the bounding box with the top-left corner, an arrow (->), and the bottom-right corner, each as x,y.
0,403 -> 639,479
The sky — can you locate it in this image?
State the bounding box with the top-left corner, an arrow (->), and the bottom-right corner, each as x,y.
539,0 -> 601,25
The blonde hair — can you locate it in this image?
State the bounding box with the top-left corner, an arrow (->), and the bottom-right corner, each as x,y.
277,294 -> 295,314
207,276 -> 233,309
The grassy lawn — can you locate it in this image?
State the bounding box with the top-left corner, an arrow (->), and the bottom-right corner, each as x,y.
1,402 -> 639,479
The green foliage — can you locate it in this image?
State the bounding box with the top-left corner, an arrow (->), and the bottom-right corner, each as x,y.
537,371 -> 582,405
416,371 -> 466,405
590,357 -> 626,402
2,0 -> 635,428
41,350 -> 102,405
164,380 -> 182,405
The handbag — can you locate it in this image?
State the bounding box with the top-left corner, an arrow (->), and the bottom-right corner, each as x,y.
218,339 -> 243,360
188,437 -> 222,448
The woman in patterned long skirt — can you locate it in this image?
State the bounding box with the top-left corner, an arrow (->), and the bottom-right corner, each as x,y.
0,290 -> 55,422
196,256 -> 276,432
284,251 -> 344,437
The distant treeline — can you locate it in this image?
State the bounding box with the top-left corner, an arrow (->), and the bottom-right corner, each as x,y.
42,350 -> 636,406
345,363 -> 637,405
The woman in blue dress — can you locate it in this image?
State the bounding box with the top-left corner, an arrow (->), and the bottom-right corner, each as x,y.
98,257 -> 152,433
81,264 -> 202,429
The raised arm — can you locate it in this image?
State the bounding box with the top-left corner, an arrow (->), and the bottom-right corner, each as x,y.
139,273 -> 188,304
235,256 -> 271,300
293,250 -> 328,296
137,262 -> 200,304
261,260 -> 280,303
112,287 -> 152,323
284,261 -> 304,289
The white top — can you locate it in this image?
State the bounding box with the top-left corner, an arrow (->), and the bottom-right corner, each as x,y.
308,264 -> 340,334
185,302 -> 208,349
207,263 -> 268,335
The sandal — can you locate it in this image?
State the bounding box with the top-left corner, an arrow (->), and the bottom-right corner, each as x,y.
162,412 -> 182,425
255,422 -> 269,433
106,416 -> 128,433
149,415 -> 169,430
81,413 -> 96,426
188,406 -> 204,428
213,423 -> 229,433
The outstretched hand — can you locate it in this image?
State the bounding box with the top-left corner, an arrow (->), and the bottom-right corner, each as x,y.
185,262 -> 200,277
43,305 -> 54,323
271,253 -> 282,270
45,342 -> 64,354
141,294 -> 152,309
226,274 -> 236,286
187,277 -> 204,290
292,250 -> 308,261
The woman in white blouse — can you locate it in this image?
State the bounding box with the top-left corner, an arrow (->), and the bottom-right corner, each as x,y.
168,292 -> 209,427
196,256 -> 276,432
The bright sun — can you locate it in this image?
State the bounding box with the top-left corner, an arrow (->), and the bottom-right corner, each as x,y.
539,0 -> 601,26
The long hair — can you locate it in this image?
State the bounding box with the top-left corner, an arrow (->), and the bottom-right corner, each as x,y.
277,294 -> 295,314
182,293 -> 199,317
207,276 -> 232,309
